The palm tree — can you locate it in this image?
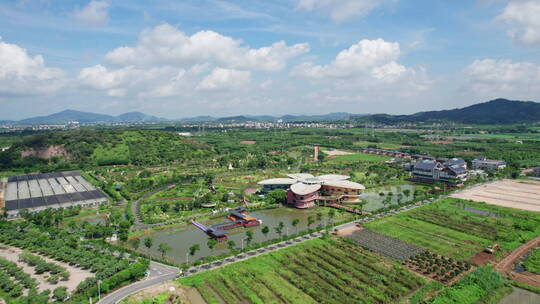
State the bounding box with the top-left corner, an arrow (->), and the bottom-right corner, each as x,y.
227,240 -> 236,251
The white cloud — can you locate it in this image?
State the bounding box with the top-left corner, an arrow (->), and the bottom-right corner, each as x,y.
197,68 -> 251,91
463,58 -> 540,98
296,0 -> 384,22
291,38 -> 407,81
290,38 -> 433,112
496,0 -> 540,46
0,39 -> 64,95
104,24 -> 308,72
74,1 -> 110,27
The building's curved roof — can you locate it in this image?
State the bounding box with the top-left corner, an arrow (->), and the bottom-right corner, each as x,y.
317,174 -> 350,181
322,180 -> 365,190
257,178 -> 297,185
287,173 -> 314,180
290,183 -> 321,195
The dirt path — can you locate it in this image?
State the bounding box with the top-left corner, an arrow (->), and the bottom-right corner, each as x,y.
495,236 -> 540,287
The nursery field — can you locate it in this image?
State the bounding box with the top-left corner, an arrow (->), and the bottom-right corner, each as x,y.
365,198 -> 540,259
180,238 -> 425,304
327,152 -> 390,163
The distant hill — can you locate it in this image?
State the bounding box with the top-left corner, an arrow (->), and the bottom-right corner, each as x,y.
14,109 -> 164,125
19,110 -> 115,124
179,112 -> 362,123
356,99 -> 540,124
116,112 -> 161,122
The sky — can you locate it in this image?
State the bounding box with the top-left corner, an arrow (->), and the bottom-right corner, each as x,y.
1,0 -> 540,120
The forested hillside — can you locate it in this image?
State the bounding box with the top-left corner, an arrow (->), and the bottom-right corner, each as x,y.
0,130 -> 212,171
356,99 -> 540,124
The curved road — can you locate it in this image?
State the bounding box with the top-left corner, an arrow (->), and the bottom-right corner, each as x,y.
99,195 -> 448,303
98,262 -> 179,304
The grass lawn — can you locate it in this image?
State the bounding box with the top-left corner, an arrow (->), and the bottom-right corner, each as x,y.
179,238 -> 425,304
328,152 -> 390,163
365,198 -> 540,260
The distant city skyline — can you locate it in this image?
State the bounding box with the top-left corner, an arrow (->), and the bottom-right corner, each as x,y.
1,0 -> 540,120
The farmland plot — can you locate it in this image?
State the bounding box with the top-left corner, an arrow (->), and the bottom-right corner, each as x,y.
180,238 -> 425,304
347,229 -> 424,260
365,198 -> 540,259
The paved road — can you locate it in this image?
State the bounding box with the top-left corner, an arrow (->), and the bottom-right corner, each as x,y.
98,193 -> 454,303
97,262 -> 179,304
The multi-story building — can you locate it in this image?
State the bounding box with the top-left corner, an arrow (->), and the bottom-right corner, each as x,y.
259,173 -> 365,209
412,159 -> 468,183
472,156 -> 506,170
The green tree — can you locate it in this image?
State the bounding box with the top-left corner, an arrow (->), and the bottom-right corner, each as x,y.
189,244 -> 200,256
227,240 -> 236,251
245,230 -> 254,245
261,226 -> 270,239
143,237 -> 153,249
307,216 -> 315,230
158,243 -> 171,257
207,239 -> 217,252
132,238 -> 140,249
274,222 -> 284,237
52,286 -> 68,302
265,190 -> 287,205
292,219 -> 300,234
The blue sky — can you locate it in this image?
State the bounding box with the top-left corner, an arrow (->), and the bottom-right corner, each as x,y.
1,0 -> 539,119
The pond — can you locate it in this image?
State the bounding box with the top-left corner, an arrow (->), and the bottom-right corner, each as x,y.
359,184 -> 420,212
132,206 -> 352,265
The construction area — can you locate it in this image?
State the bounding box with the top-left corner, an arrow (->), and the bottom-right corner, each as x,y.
451,179 -> 540,212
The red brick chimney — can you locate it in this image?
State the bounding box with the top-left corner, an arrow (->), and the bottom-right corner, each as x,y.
314,145 -> 320,161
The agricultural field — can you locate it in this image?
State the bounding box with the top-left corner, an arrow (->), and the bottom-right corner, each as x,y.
346,229 -> 424,260
353,140 -> 406,150
405,251 -> 472,283
523,248 -> 540,274
365,198 -> 540,259
180,238 -> 425,304
326,152 -> 390,163
428,266 -> 512,304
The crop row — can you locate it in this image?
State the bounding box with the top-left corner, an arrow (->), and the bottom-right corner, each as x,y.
0,256 -> 37,289
0,269 -> 24,298
19,251 -> 70,283
190,238 -> 424,304
346,228 -> 424,260
405,251 -> 472,283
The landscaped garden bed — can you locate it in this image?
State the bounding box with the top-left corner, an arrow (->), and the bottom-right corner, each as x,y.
405,251 -> 472,283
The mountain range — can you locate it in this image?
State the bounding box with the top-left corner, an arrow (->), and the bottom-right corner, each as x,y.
1,110 -> 360,125
355,99 -> 540,125
1,99 -> 538,125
